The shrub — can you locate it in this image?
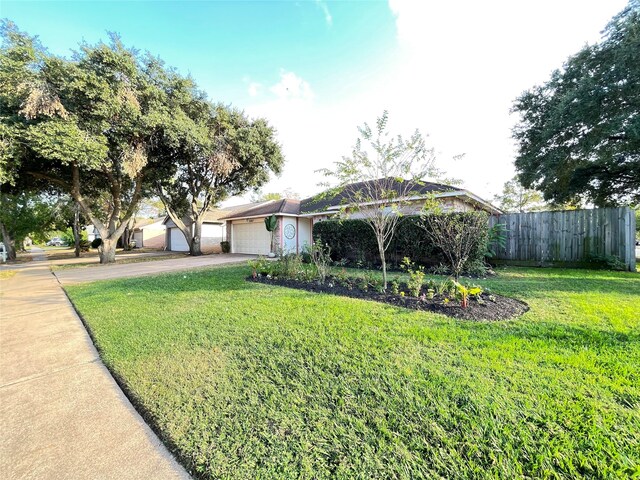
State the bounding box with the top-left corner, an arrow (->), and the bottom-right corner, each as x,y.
313,214 -> 488,272
248,256 -> 271,277
313,216 -> 440,267
401,257 -> 425,297
61,227 -> 88,246
91,238 -> 103,249
310,240 -> 332,284
452,281 -> 483,309
464,259 -> 489,277
220,241 -> 230,253
587,254 -> 627,271
420,212 -> 489,280
279,253 -> 304,279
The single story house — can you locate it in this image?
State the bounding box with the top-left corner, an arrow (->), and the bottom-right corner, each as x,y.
132,218 -> 165,249
219,179 -> 503,255
162,204 -> 260,253
163,211 -> 225,253
84,225 -> 100,242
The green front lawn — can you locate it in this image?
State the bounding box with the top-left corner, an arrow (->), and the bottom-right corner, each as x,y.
66,266 -> 640,479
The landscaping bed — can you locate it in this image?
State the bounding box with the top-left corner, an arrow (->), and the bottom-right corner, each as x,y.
248,274 -> 528,320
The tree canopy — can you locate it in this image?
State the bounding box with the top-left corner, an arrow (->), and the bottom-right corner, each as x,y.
512,1 -> 640,206
0,192 -> 56,260
1,21 -> 282,262
1,22 -> 202,261
156,104 -> 283,255
494,177 -> 545,213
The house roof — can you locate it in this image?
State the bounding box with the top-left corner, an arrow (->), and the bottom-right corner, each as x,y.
162,209 -> 227,227
133,217 -> 164,230
218,199 -> 301,220
220,178 -> 502,219
299,178 -> 458,214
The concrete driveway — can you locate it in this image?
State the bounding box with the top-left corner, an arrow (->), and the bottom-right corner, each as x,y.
53,253 -> 255,285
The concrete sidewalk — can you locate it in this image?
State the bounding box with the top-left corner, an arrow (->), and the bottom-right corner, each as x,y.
0,249 -> 190,479
54,253 -> 254,285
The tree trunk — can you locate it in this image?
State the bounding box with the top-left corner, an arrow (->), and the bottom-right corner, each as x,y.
190,220 -> 202,256
377,239 -> 388,290
98,236 -> 117,264
122,226 -> 132,251
72,204 -> 81,258
0,222 -> 16,261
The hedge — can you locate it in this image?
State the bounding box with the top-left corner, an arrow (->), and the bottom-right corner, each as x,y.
312,214 -> 488,269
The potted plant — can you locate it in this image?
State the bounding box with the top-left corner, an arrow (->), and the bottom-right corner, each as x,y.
264,215 -> 278,258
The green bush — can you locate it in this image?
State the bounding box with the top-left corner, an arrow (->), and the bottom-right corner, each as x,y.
61,227 -> 88,246
421,211 -> 490,280
587,254 -> 627,271
313,214 -> 488,271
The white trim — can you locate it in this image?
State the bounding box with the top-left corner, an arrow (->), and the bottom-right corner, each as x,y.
298,211 -> 335,217
222,213 -> 299,221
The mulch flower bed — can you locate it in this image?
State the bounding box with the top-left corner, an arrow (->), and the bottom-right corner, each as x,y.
248,275 -> 529,321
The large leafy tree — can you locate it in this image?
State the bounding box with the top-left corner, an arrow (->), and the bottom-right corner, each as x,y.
156,105 -> 283,256
494,177 -> 545,213
512,2 -> 640,206
320,111 -> 438,289
0,192 -> 55,260
0,22 -> 204,263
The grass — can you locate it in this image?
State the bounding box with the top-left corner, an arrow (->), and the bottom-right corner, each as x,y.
0,270 -> 17,280
50,252 -> 187,270
44,247 -> 167,261
66,266 -> 640,479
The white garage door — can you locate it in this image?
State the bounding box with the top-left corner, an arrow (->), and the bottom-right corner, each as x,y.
169,227 -> 189,252
233,222 -> 271,255
133,231 -> 143,248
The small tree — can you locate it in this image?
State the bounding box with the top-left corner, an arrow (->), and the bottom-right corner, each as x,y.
420,211 -> 489,280
319,111 -> 438,289
264,214 -> 278,256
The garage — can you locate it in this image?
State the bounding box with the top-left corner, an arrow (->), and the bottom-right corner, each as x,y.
232,222 -> 272,255
169,227 -> 189,252
133,230 -> 144,248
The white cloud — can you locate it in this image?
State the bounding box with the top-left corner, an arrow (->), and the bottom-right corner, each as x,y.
226,0 -> 628,207
247,82 -> 262,97
269,70 -> 314,101
315,0 -> 333,27
383,0 -> 629,199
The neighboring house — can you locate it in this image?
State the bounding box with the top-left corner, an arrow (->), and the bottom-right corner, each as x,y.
219,179 -> 503,255
163,209 -> 239,253
84,225 -> 100,242
132,218 -> 165,249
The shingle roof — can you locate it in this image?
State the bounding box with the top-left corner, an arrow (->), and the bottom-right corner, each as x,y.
218,199 -> 301,219
299,179 -> 457,214
162,204 -> 263,226
218,178 -> 501,219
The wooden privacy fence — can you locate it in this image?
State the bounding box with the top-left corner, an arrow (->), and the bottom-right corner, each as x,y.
488,207 -> 636,271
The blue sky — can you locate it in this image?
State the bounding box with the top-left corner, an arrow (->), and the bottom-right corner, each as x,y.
2,1 -> 396,109
1,0 -> 629,203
